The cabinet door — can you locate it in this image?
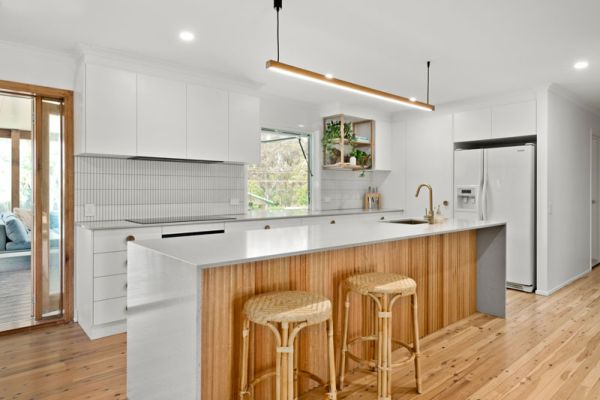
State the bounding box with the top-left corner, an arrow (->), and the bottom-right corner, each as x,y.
186,85 -> 228,161
453,108 -> 491,142
228,92 -> 260,164
491,100 -> 536,138
85,64 -> 137,156
406,115 -> 454,217
225,218 -> 300,232
137,74 -> 187,158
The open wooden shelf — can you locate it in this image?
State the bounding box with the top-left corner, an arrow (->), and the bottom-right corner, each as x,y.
322,114 -> 375,170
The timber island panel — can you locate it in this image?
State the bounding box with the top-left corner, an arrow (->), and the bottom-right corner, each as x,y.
201,230 -> 477,399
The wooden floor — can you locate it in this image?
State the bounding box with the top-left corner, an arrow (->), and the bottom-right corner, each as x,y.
1,267 -> 600,399
0,269 -> 32,331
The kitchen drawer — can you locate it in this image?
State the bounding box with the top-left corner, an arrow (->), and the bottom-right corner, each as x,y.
161,222 -> 225,236
93,297 -> 127,325
372,212 -> 406,222
93,227 -> 162,253
94,274 -> 127,301
305,215 -> 354,225
94,251 -> 128,277
225,218 -> 301,232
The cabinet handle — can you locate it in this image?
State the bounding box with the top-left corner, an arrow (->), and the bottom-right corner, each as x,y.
124,282 -> 128,290
330,220 -> 336,224
126,235 -> 136,242
380,216 -> 385,220
264,225 -> 271,230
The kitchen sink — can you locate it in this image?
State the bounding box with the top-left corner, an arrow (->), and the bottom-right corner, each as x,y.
384,219 -> 429,225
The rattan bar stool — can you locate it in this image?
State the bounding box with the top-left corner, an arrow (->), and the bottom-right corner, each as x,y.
239,291 -> 337,400
339,272 -> 422,398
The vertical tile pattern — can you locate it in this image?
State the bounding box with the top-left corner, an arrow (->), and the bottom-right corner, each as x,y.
319,170 -> 390,210
75,156 -> 246,222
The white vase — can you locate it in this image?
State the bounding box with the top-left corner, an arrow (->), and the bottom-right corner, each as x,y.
349,156 -> 357,166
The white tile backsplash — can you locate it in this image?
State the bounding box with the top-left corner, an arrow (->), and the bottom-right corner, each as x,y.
319,170 -> 390,210
75,156 -> 246,222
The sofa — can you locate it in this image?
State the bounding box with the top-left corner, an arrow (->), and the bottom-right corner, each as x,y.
0,211 -> 60,253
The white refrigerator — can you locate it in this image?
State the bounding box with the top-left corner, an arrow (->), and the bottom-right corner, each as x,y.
454,144 -> 536,292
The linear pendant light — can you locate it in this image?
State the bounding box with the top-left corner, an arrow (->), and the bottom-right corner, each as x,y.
266,60 -> 434,111
266,0 -> 435,112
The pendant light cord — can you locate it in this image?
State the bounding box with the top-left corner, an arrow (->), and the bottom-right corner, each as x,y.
426,61 -> 431,105
274,0 -> 282,62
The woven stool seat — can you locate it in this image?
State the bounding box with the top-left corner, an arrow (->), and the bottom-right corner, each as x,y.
345,272 -> 416,296
243,291 -> 332,326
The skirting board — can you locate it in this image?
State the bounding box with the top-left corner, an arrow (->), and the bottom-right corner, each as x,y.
535,269 -> 591,296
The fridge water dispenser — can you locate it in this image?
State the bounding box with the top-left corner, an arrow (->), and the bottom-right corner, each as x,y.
455,185 -> 480,214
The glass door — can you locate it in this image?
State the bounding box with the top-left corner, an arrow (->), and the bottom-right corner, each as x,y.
33,98 -> 64,319
0,81 -> 73,332
0,93 -> 34,330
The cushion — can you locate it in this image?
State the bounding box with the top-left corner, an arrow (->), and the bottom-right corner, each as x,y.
5,240 -> 31,251
3,213 -> 29,243
13,208 -> 33,231
0,223 -> 6,251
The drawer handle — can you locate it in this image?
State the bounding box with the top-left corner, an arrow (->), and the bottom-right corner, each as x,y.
330,220 -> 336,224
380,216 -> 385,220
264,225 -> 271,230
126,235 -> 136,242
124,283 -> 128,290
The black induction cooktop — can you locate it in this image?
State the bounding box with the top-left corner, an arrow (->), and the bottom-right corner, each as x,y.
126,216 -> 237,224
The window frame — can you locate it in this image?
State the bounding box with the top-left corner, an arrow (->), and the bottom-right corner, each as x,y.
248,127 -> 313,211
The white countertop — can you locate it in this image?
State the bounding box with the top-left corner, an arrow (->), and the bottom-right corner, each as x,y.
77,208 -> 404,230
131,218 -> 505,269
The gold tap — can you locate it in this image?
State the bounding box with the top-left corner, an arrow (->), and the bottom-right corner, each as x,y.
415,183 -> 434,224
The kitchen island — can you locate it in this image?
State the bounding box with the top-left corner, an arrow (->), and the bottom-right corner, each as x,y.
126,219 -> 506,400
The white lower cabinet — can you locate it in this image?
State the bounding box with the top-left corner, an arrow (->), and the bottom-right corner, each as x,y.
224,218 -> 301,232
75,212 -> 406,339
75,226 -> 162,340
94,297 -> 127,325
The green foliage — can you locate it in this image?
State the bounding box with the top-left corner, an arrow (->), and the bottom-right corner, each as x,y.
248,137 -> 310,210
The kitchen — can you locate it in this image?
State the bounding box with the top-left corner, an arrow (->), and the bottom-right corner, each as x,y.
1,1 -> 600,399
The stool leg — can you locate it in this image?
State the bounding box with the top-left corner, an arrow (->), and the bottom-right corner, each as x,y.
240,319 -> 250,399
281,322 -> 289,400
327,317 -> 338,399
338,291 -> 351,389
380,294 -> 390,400
375,295 -> 383,398
294,334 -> 299,398
412,294 -> 423,394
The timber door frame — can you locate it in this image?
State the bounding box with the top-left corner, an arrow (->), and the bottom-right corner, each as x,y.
0,79 -> 74,331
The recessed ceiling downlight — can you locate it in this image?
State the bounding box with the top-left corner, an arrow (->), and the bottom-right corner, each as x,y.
179,31 -> 195,42
574,60 -> 589,70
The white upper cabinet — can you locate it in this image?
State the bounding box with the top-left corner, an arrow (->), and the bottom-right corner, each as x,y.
82,64 -> 137,156
137,74 -> 187,159
228,92 -> 260,164
453,108 -> 492,142
491,100 -> 536,138
187,85 -> 228,161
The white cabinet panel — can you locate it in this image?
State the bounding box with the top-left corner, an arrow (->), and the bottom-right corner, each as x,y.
94,274 -> 127,301
187,85 -> 228,161
93,227 -> 162,253
94,251 -> 128,277
406,115 -> 454,218
304,215 -> 356,225
453,108 -> 491,142
93,297 -> 127,325
492,100 -> 536,138
225,218 -> 300,232
228,92 -> 260,164
84,64 -> 137,156
137,74 -> 187,158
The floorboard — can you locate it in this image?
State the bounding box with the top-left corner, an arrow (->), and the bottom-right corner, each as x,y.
0,268 -> 599,399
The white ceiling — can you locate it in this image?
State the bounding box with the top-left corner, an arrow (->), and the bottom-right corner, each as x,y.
1,0 -> 599,111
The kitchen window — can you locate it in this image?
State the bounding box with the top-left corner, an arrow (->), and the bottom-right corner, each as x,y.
248,129 -> 312,210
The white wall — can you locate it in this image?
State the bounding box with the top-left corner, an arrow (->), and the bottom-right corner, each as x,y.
536,86 -> 600,294
0,40 -> 76,90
